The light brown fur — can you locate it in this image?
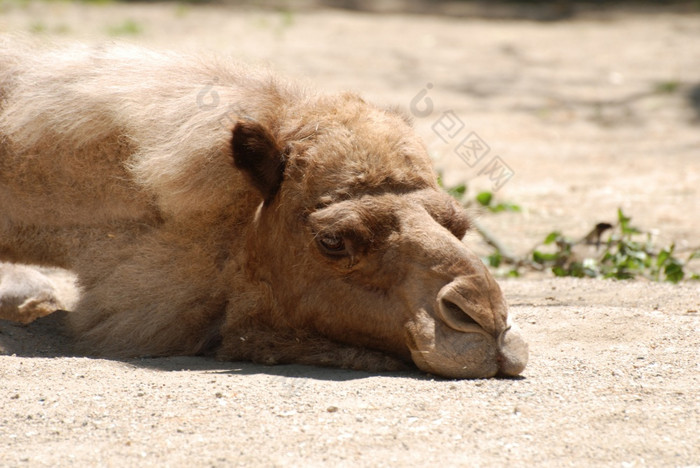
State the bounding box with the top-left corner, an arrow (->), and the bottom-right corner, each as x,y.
0,263 -> 65,324
0,40 -> 527,378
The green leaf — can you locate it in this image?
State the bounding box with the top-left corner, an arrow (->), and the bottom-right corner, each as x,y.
489,202 -> 522,213
476,191 -> 493,207
544,232 -> 560,245
617,208 -> 641,236
617,208 -> 630,226
567,262 -> 583,277
487,252 -> 502,268
621,255 -> 644,271
447,184 -> 467,200
657,247 -> 671,267
627,250 -> 648,263
664,262 -> 684,283
533,251 -> 558,264
609,270 -> 634,280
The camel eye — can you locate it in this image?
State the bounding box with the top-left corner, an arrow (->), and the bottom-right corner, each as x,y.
317,234 -> 348,257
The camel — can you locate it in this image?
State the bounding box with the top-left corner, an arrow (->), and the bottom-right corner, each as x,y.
0,40 -> 527,378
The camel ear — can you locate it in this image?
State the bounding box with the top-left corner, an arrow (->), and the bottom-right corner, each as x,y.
231,119 -> 286,203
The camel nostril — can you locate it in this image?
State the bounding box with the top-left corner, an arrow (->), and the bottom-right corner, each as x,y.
441,299 -> 479,329
436,289 -> 489,335
436,279 -> 505,337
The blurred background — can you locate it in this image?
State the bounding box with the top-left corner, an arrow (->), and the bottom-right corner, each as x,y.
1,0 -> 698,276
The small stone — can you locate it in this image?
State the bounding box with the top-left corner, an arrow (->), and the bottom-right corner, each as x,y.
326,406 -> 338,413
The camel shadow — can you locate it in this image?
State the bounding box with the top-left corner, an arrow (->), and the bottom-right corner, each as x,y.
0,312 -> 426,382
0,311 -> 524,382
0,310 -> 75,357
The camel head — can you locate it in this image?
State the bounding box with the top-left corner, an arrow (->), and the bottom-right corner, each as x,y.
231,94 -> 528,378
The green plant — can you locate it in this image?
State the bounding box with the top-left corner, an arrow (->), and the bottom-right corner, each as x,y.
532,209 -> 699,283
437,175 -> 522,277
436,176 -> 520,213
475,190 -> 521,213
439,175 -> 698,283
439,177 -> 467,202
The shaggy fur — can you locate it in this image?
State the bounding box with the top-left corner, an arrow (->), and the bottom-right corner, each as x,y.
0,40 -> 528,378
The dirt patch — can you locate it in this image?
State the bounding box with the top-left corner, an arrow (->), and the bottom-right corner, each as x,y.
0,3 -> 698,466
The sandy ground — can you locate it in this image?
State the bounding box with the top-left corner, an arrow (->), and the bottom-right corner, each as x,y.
0,2 -> 699,466
1,279 -> 698,467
